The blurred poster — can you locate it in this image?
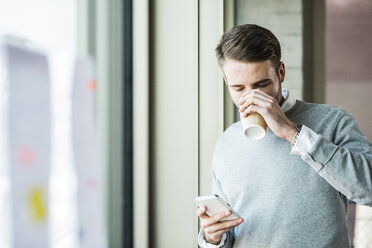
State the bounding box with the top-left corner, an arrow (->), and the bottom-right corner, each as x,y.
72,58 -> 107,248
0,38 -> 12,248
3,38 -> 51,248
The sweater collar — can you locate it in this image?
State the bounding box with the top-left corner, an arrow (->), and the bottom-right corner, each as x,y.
280,88 -> 296,113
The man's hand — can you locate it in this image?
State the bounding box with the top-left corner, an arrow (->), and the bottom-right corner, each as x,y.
197,206 -> 244,245
238,89 -> 297,142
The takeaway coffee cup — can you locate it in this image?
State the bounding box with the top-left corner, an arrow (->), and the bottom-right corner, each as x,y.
240,112 -> 267,139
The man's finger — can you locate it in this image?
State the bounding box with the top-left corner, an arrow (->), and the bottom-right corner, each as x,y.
239,90 -> 274,106
196,206 -> 207,216
239,96 -> 271,113
240,88 -> 260,99
213,226 -> 234,237
197,206 -> 215,221
202,210 -> 232,227
241,104 -> 264,118
204,218 -> 244,233
251,89 -> 277,103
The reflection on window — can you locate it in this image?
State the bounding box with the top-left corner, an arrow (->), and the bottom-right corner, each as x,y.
326,0 -> 372,246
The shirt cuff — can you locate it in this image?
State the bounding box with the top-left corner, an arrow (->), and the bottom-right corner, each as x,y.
290,125 -> 319,156
198,228 -> 227,248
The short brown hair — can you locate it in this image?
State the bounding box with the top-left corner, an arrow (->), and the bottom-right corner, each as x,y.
215,24 -> 281,70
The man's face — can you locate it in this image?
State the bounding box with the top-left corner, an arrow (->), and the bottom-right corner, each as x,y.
221,59 -> 285,108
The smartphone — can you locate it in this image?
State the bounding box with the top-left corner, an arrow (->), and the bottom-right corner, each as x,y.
195,194 -> 241,221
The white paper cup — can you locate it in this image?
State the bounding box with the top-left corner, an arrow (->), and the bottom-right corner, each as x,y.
240,112 -> 267,139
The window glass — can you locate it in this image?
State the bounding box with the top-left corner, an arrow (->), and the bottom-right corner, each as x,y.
326,0 -> 372,246
0,1 -> 79,247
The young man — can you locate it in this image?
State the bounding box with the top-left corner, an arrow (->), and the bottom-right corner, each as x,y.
196,24 -> 372,247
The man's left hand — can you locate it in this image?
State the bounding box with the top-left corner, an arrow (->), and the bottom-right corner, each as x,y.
238,89 -> 297,142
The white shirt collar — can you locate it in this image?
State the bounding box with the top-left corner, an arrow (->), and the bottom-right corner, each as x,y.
280,88 -> 297,113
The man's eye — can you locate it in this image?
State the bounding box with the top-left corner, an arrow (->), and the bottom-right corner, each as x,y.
257,83 -> 270,88
234,87 -> 244,91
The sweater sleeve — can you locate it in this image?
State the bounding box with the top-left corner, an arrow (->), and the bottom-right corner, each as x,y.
301,113 -> 372,206
198,229 -> 235,248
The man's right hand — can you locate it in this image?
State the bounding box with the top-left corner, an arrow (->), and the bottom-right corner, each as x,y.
196,206 -> 244,245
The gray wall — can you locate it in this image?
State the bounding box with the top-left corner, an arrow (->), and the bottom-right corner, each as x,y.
236,0 -> 304,100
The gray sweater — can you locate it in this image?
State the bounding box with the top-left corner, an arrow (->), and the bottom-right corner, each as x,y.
212,100 -> 372,248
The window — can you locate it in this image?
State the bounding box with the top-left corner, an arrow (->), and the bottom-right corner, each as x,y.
326,0 -> 372,246
0,1 -> 80,247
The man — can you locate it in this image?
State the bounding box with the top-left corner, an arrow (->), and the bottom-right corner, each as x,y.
196,24 -> 372,248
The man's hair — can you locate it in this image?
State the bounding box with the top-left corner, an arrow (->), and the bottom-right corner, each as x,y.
215,24 -> 281,70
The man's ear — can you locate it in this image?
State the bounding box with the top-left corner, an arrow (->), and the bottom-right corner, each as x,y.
278,61 -> 285,83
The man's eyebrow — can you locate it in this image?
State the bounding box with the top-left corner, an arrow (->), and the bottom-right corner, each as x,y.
229,78 -> 271,87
